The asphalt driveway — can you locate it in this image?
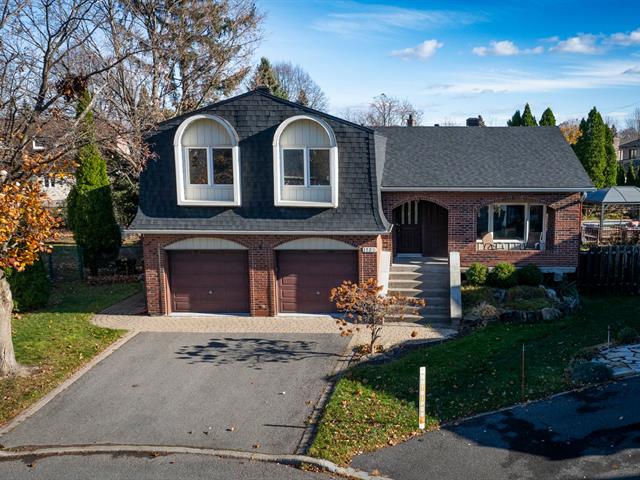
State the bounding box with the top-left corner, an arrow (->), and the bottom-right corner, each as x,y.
0,332 -> 349,454
352,376 -> 640,479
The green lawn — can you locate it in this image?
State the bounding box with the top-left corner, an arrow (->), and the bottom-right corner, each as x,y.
309,295 -> 640,465
0,282 -> 141,425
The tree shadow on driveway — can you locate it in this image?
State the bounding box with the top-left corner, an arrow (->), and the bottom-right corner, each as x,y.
175,337 -> 346,369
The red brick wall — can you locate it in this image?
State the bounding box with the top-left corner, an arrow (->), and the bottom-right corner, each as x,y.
142,234 -> 380,316
381,191 -> 582,269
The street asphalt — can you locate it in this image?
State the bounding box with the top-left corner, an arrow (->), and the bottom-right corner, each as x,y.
0,332 -> 349,454
352,375 -> 640,480
0,454 -> 339,480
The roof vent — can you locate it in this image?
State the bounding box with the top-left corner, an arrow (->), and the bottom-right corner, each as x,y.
406,113 -> 416,127
466,115 -> 485,127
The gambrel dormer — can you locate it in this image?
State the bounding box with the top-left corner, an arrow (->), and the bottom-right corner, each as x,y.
273,115 -> 339,208
173,114 -> 241,206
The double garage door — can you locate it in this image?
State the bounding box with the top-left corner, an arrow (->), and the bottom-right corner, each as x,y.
168,250 -> 357,314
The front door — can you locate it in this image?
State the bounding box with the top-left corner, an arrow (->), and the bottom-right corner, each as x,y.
394,200 -> 421,254
422,202 -> 448,257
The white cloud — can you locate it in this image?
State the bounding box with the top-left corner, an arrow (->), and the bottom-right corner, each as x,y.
472,40 -> 543,57
391,39 -> 443,60
551,34 -> 601,54
624,66 -> 640,75
609,28 -> 640,46
423,60 -> 640,95
312,4 -> 483,37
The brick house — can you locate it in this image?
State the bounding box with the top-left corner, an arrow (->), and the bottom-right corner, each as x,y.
129,89 -> 594,317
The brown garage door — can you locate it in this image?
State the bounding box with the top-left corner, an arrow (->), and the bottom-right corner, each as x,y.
169,250 -> 249,313
277,251 -> 358,314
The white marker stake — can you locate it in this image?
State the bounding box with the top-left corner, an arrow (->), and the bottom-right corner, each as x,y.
419,366 -> 426,430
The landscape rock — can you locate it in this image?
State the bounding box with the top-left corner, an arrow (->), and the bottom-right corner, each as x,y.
541,307 -> 562,321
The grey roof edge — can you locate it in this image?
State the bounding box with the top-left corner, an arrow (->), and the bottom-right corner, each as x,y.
620,138 -> 640,148
380,186 -> 596,192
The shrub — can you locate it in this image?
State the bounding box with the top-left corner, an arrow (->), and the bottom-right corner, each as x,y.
506,286 -> 547,302
466,263 -> 488,286
469,301 -> 500,320
4,259 -> 51,312
617,327 -> 639,344
487,262 -> 518,288
504,298 -> 553,311
462,286 -> 497,311
570,360 -> 612,386
517,264 -> 543,286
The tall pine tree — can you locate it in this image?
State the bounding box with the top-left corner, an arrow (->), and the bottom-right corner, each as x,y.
507,110 -> 522,126
67,89 -> 121,274
539,107 -> 556,126
616,163 -> 627,186
521,103 -> 538,126
249,57 -> 288,99
604,124 -> 618,187
628,164 -> 638,186
573,107 -> 608,188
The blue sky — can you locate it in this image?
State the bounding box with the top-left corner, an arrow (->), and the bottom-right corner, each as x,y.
255,0 -> 640,126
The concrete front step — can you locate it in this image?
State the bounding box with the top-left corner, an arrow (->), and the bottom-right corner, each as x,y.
389,279 -> 449,290
390,264 -> 449,273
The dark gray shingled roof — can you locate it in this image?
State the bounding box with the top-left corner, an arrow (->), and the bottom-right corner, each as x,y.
620,138 -> 640,148
129,90 -> 389,233
375,126 -> 594,191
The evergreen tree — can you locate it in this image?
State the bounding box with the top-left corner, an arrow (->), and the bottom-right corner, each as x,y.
539,107 -> 556,126
573,107 -> 608,188
604,124 -> 618,187
295,88 -> 309,106
67,89 -> 121,274
507,109 -> 522,126
249,57 -> 288,99
616,163 -> 627,186
521,103 -> 538,126
628,164 -> 638,186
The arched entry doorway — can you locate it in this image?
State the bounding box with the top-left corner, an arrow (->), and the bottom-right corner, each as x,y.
392,200 -> 448,257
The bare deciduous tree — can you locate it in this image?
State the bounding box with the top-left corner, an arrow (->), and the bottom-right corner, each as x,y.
342,94 -> 423,127
0,0 -> 264,376
625,107 -> 640,140
273,62 -> 329,111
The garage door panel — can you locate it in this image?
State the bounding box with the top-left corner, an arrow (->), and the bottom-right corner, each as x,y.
277,251 -> 358,314
169,251 -> 249,313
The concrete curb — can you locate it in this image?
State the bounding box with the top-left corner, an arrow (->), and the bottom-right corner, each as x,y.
0,444 -> 391,479
0,331 -> 139,436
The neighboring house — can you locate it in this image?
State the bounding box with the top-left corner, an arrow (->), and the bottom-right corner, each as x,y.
620,138 -> 640,162
31,138 -> 73,208
129,88 -> 594,317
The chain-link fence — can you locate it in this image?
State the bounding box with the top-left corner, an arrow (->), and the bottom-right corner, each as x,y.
42,244 -> 142,282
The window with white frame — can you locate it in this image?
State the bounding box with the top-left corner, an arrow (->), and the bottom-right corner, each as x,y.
174,115 -> 241,206
273,115 -> 338,207
477,204 -> 546,250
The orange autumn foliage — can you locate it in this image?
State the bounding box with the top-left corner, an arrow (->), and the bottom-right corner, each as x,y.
330,278 -> 426,350
0,181 -> 60,271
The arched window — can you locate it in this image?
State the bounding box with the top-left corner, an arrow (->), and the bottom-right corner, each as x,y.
173,114 -> 241,206
272,115 -> 338,207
